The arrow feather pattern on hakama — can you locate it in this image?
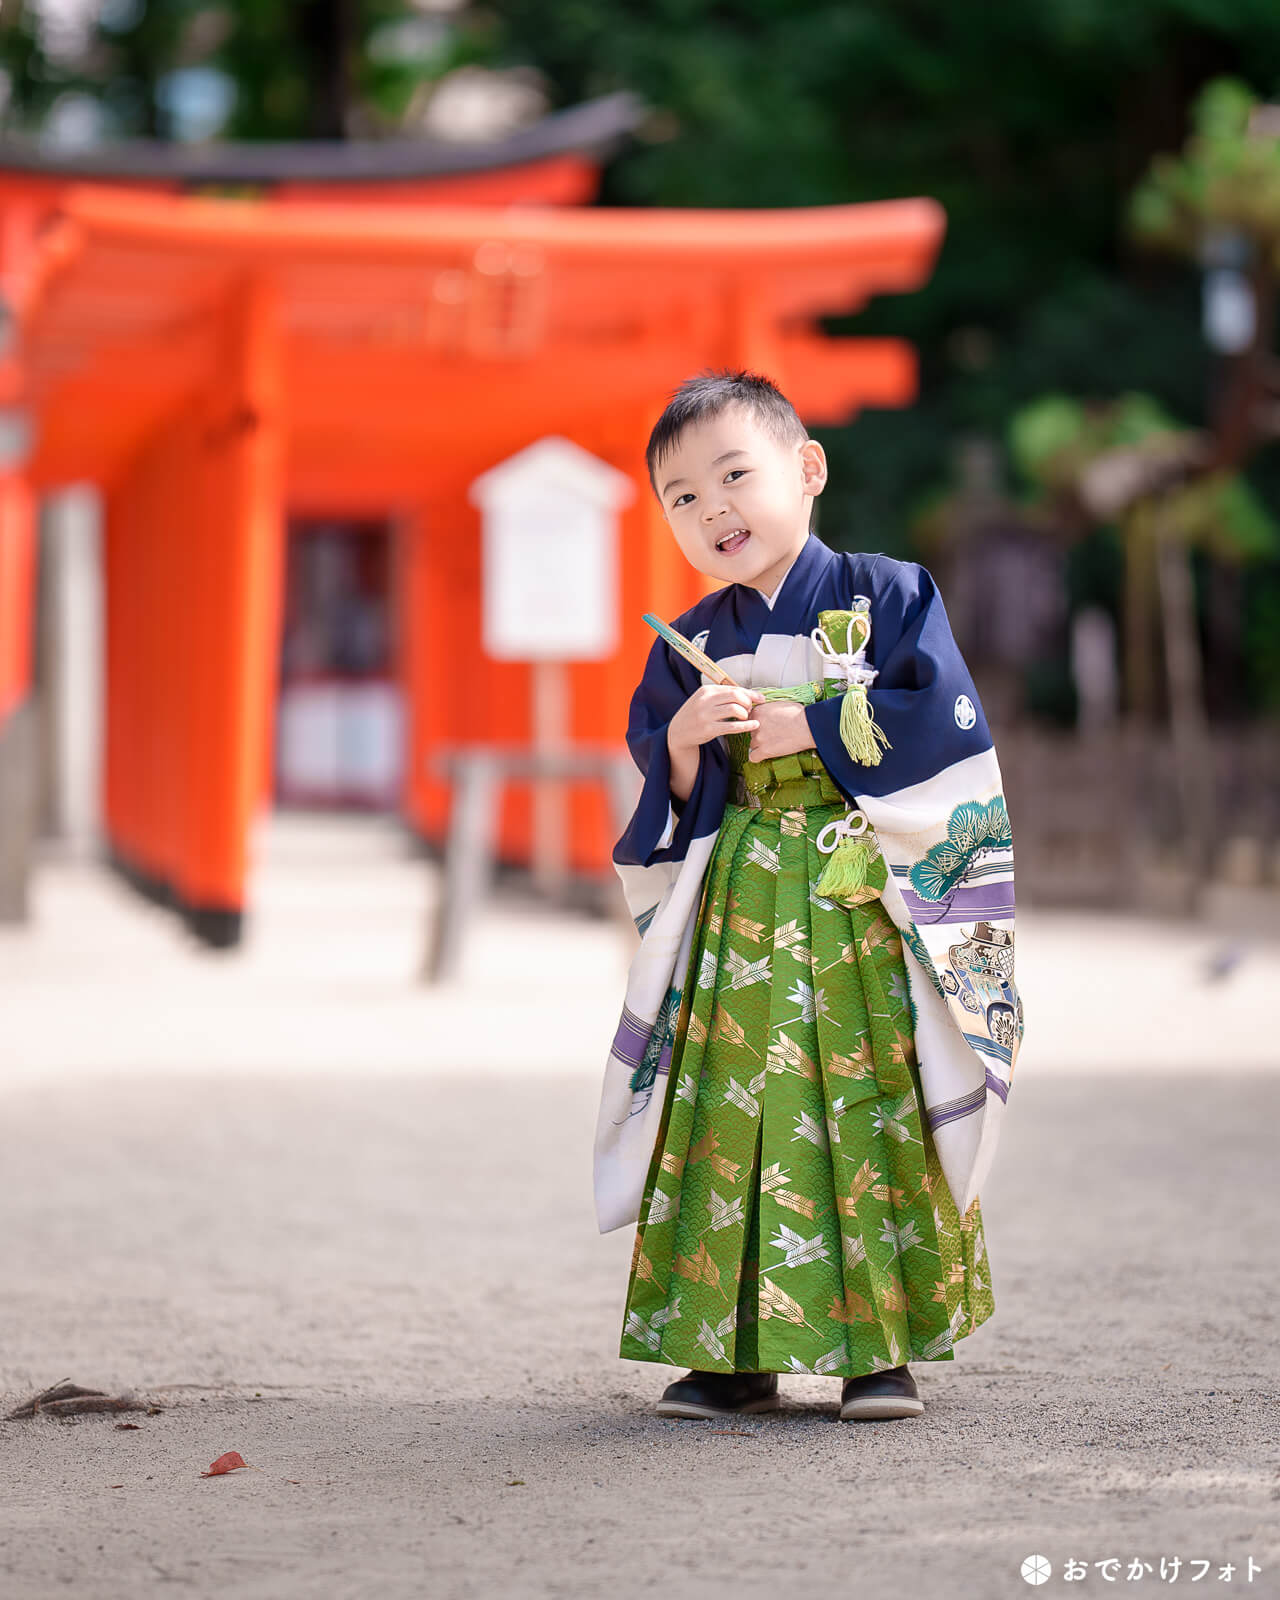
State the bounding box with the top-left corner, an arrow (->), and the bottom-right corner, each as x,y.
722,948 -> 772,990
744,837 -> 780,875
791,1109 -> 829,1150
694,1307 -> 740,1363
767,1221 -> 833,1270
722,1076 -> 762,1119
697,1189 -> 745,1235
781,979 -> 829,1026
766,1031 -> 819,1081
771,918 -> 808,955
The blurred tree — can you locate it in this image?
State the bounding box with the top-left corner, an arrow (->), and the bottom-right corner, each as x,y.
0,0 -> 480,141
2,3 -> 1280,709
1008,386 -> 1278,881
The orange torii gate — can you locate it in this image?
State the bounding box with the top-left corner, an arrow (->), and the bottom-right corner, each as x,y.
0,113 -> 944,946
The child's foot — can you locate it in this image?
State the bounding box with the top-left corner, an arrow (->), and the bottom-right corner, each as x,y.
655,1368 -> 779,1419
838,1363 -> 924,1421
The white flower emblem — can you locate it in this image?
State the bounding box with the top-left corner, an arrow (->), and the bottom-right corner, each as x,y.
954,694 -> 976,729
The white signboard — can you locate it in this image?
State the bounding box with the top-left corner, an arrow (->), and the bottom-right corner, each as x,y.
470,436 -> 633,662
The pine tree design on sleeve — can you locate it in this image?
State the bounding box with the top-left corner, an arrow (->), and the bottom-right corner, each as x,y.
631,984 -> 682,1094
907,799 -> 1012,902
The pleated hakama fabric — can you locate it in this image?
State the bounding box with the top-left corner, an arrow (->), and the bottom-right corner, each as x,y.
618,745 -> 995,1379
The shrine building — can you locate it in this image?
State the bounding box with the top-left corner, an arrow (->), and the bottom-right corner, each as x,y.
0,91 -> 945,945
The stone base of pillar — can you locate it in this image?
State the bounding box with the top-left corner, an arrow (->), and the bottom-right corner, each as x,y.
104,841 -> 244,949
0,697 -> 38,923
183,905 -> 243,950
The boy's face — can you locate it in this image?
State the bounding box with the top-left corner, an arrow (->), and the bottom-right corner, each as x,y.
654,403 -> 827,597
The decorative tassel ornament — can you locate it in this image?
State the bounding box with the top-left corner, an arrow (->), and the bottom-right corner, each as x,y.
838,679 -> 890,767
811,606 -> 891,769
814,833 -> 870,905
814,808 -> 879,907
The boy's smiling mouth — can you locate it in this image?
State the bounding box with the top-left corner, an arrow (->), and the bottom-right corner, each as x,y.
714,527 -> 751,555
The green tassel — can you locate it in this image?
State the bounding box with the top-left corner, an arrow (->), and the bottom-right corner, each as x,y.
838,682 -> 891,768
814,835 -> 871,905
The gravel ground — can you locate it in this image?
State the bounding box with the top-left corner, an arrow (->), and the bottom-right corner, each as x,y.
0,818 -> 1276,1600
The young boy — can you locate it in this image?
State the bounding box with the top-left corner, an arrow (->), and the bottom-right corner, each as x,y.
594,370 -> 1022,1422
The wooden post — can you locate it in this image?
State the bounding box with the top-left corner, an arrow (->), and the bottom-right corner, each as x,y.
0,471 -> 36,921
1154,499 -> 1214,908
181,275 -> 284,947
530,657 -> 569,898
39,485 -> 103,854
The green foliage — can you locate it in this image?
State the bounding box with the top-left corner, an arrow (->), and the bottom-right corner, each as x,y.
1128,75 -> 1280,257
1242,568 -> 1280,710
3,2 -> 1280,704
1008,386 -> 1279,562
1008,390 -> 1182,494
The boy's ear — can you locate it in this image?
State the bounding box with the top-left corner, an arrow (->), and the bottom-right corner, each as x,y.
800,437 -> 827,495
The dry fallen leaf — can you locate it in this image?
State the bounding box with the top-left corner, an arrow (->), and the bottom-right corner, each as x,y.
200,1451 -> 251,1478
115,1423 -> 141,1431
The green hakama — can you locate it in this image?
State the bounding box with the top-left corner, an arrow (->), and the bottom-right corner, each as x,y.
618,710 -> 995,1379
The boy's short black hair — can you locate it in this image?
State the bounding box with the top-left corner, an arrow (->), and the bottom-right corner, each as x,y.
646,368 -> 809,497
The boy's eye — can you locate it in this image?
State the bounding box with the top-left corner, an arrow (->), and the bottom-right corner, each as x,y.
671,468 -> 747,509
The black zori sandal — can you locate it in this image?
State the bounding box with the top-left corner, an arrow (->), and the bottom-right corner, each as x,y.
655,1369 -> 780,1419
839,1364 -> 924,1421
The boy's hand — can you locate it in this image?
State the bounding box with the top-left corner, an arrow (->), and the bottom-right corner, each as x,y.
668,684 -> 765,752
747,699 -> 816,762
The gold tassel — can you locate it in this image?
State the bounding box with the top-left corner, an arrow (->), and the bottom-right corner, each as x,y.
838,682 -> 891,767
814,835 -> 871,905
